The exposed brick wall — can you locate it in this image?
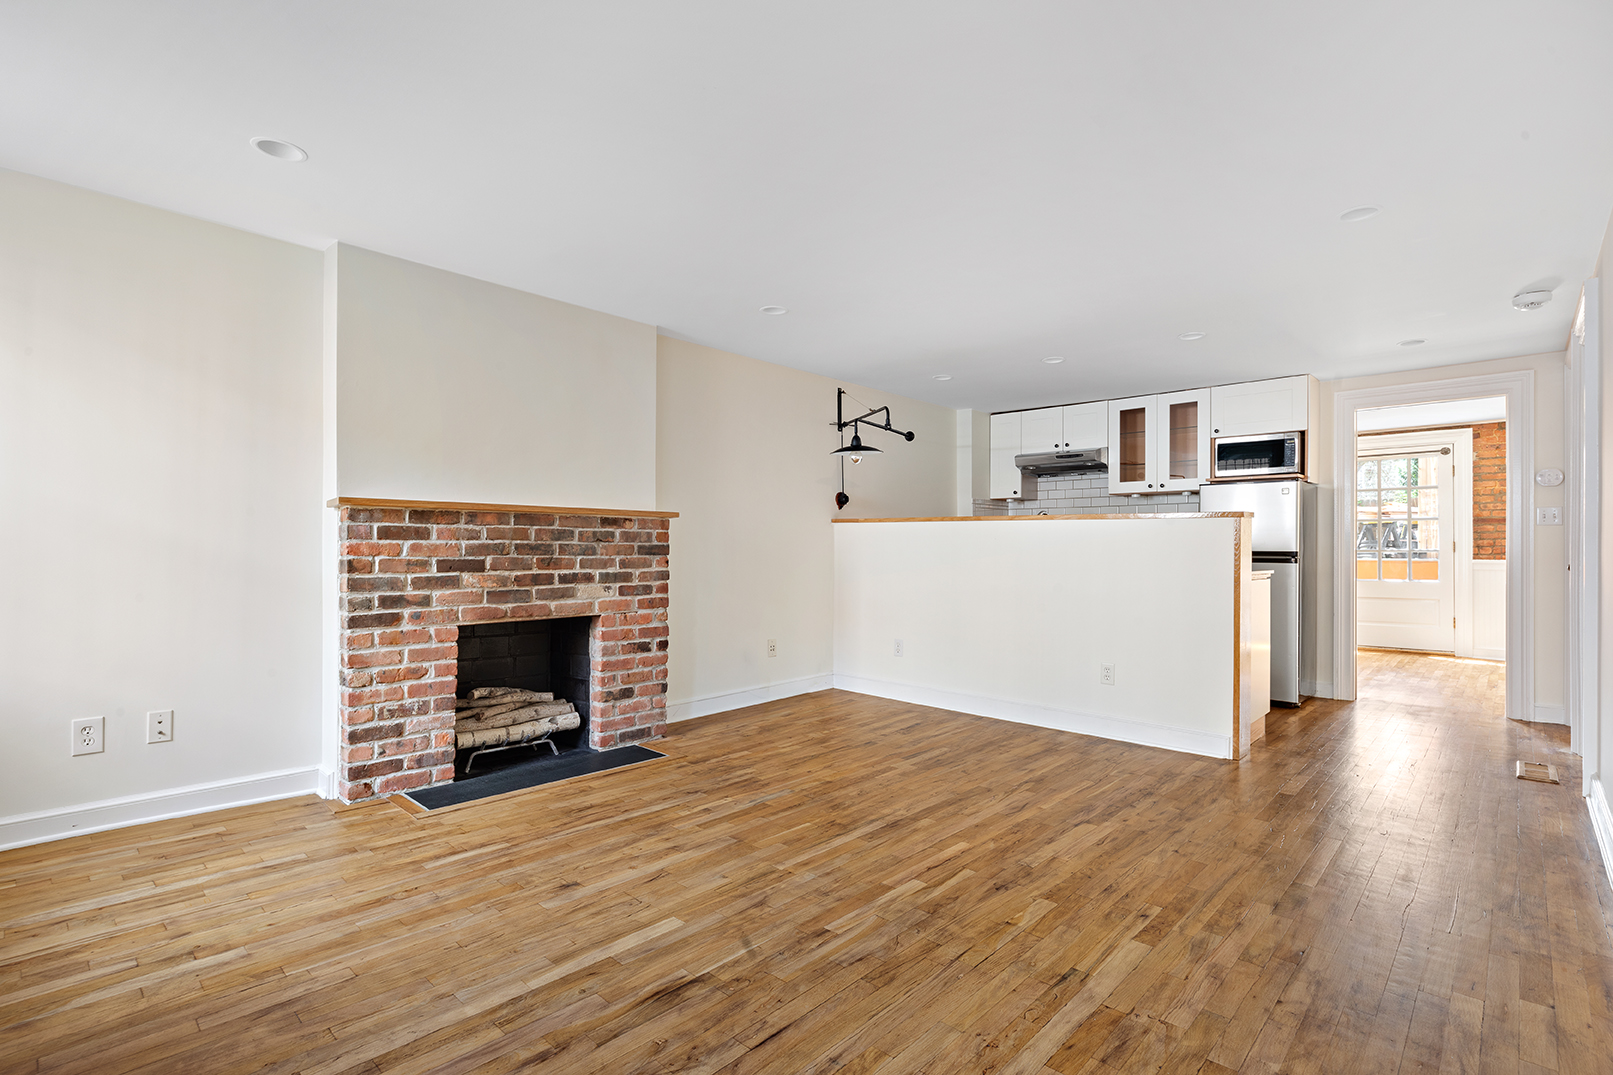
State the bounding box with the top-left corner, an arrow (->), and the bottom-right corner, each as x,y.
336,504 -> 671,802
1470,422 -> 1506,560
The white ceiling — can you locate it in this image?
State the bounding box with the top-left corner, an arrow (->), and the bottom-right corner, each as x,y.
3,2 -> 1609,414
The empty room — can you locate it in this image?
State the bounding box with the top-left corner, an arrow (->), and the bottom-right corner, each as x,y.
5,3 -> 1613,1072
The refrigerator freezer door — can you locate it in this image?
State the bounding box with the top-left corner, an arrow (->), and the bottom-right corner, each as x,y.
1199,480 -> 1302,553
1265,561 -> 1301,705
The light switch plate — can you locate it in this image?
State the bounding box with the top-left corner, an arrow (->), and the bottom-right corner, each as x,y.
1537,507 -> 1562,525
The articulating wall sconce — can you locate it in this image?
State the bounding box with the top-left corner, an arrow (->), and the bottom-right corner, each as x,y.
833,387 -> 915,510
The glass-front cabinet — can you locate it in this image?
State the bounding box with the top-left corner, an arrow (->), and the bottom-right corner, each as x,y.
1158,388 -> 1210,492
1107,389 -> 1211,494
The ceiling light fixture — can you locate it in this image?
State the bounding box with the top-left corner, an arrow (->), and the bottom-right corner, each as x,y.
1042,356 -> 1065,364
933,374 -> 953,381
1178,332 -> 1206,341
1339,206 -> 1380,222
250,137 -> 308,162
759,305 -> 788,315
1512,290 -> 1554,311
1399,339 -> 1426,346
832,387 -> 916,510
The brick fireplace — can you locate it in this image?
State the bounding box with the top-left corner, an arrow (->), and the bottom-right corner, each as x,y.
333,498 -> 674,802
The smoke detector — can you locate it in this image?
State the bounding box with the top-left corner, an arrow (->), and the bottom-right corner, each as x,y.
1512,290 -> 1554,311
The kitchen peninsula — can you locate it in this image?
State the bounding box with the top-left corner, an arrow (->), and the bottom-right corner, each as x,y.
832,512 -> 1264,759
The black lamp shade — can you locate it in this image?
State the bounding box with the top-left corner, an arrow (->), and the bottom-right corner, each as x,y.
831,432 -> 882,457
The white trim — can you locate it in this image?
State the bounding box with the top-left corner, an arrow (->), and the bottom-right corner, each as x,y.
0,767 -> 322,852
1332,370 -> 1534,719
1588,778 -> 1613,892
832,674 -> 1234,759
1567,280 -> 1600,778
664,674 -> 835,723
1301,678 -> 1333,699
318,766 -> 339,800
1532,704 -> 1567,726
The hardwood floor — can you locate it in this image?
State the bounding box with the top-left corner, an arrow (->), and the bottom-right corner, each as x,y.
3,660 -> 1609,1074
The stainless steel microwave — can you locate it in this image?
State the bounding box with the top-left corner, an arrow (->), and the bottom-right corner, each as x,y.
1211,431 -> 1305,480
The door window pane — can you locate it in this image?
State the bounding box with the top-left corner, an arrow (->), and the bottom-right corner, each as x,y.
1119,407 -> 1147,482
1168,401 -> 1198,481
1356,449 -> 1443,583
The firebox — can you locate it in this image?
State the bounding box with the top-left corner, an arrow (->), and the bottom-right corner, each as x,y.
455,617 -> 592,754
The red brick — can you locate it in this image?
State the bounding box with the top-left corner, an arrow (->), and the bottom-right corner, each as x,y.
405,748 -> 454,770
345,612 -> 402,630
344,721 -> 405,745
410,574 -> 463,590
373,664 -> 430,684
342,541 -> 403,557
342,523 -> 373,540
459,605 -> 508,623
377,628 -> 433,646
339,779 -> 374,801
345,507 -> 406,523
377,699 -> 433,720
342,744 -> 375,763
377,557 -> 432,574
465,512 -> 513,526
344,649 -> 402,669
378,735 -> 430,756
407,645 -> 455,663
405,714 -> 455,734
408,509 -> 463,525
434,589 -> 486,606
433,626 -> 460,643
407,541 -> 463,557
344,632 -> 377,650
373,769 -> 433,794
342,669 -> 374,689
407,679 -> 456,699
403,608 -> 459,625
513,513 -> 558,526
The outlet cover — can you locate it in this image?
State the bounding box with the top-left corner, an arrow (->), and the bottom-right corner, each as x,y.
766,639 -> 777,659
1101,663 -> 1117,686
72,716 -> 104,756
147,709 -> 174,743
894,639 -> 904,657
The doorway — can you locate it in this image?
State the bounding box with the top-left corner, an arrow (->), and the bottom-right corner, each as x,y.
1331,373 -> 1533,722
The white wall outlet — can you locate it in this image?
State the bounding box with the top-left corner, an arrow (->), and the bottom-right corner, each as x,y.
1101,663 -> 1117,686
894,638 -> 905,657
1537,506 -> 1562,525
72,716 -> 104,756
147,709 -> 174,743
766,639 -> 777,659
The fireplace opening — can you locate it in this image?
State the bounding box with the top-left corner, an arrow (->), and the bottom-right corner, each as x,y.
453,617 -> 593,774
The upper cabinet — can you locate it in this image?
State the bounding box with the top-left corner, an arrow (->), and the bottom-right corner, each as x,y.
1209,375 -> 1317,437
1106,389 -> 1211,494
1062,402 -> 1107,450
988,411 -> 1024,499
1018,401 -> 1107,453
1158,388 -> 1211,492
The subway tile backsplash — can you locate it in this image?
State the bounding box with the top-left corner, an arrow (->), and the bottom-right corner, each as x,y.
972,472 -> 1203,517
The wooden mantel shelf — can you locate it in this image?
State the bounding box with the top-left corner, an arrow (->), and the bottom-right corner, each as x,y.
328,496 -> 677,518
831,512 -> 1251,523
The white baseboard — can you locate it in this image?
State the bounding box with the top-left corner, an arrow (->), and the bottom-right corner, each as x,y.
0,767 -> 322,852
1532,704 -> 1568,726
318,766 -> 338,800
664,674 -> 835,724
831,674 -> 1234,759
1588,779 -> 1613,893
1470,647 -> 1506,662
1301,679 -> 1335,700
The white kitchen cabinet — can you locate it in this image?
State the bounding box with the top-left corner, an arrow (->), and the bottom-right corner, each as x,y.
1020,407 -> 1064,454
1157,388 -> 1211,492
1108,395 -> 1160,494
1061,402 -> 1107,450
1209,375 -> 1318,438
989,411 -> 1024,499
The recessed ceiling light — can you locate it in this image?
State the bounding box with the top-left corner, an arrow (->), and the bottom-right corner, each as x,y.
250,137 -> 307,162
1340,206 -> 1380,222
759,305 -> 788,315
933,374 -> 953,381
1512,290 -> 1553,311
1178,332 -> 1206,341
1042,356 -> 1064,364
1399,339 -> 1426,347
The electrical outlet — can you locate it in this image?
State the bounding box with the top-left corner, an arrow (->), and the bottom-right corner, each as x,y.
1536,506 -> 1562,525
147,709 -> 174,743
72,716 -> 104,756
766,639 -> 777,659
1101,663 -> 1117,686
894,638 -> 904,657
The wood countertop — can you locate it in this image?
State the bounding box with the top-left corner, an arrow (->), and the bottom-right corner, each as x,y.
832,512 -> 1253,523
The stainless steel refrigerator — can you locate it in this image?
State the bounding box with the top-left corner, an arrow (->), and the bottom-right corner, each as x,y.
1198,480 -> 1316,706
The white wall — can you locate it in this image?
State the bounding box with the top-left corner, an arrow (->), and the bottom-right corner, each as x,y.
956,409 -> 990,515
330,243 -> 658,508
656,336 -> 957,721
0,170 -> 325,837
834,516 -> 1245,758
1316,352 -> 1566,708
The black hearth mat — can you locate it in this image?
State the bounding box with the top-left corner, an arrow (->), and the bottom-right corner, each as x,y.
401,745 -> 667,811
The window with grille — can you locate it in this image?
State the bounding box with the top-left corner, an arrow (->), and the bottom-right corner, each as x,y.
1356,454 -> 1440,581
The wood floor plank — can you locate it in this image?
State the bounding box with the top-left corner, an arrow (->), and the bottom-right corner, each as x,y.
3,651 -> 1609,1074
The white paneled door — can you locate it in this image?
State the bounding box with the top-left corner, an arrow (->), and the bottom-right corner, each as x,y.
1355,440 -> 1457,652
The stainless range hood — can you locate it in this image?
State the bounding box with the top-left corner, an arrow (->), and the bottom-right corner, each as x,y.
1014,447 -> 1108,476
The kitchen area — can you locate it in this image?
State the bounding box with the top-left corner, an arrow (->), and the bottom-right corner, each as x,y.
834,373 -> 1323,761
